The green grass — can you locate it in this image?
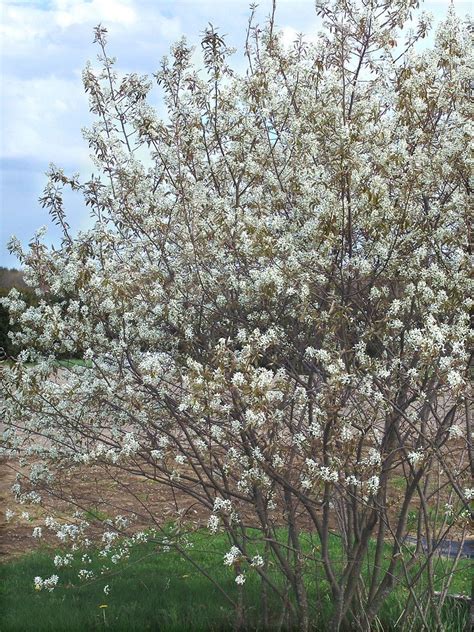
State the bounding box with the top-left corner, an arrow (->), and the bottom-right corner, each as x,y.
1,358 -> 92,369
1,533 -> 246,632
54,359 -> 92,368
0,530 -> 470,631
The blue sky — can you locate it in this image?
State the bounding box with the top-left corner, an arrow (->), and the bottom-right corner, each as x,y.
0,0 -> 471,268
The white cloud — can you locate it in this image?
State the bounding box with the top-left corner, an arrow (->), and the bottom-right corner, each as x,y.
1,0 -> 137,42
1,6 -> 47,50
54,0 -> 137,28
0,0 -> 183,168
0,1 -> 181,60
1,75 -> 91,166
426,0 -> 469,4
279,24 -> 321,49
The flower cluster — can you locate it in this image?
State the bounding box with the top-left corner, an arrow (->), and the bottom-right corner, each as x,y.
34,575 -> 59,592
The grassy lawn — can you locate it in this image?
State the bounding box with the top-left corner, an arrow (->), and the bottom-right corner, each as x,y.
1,358 -> 92,369
0,530 -> 470,631
53,359 -> 93,368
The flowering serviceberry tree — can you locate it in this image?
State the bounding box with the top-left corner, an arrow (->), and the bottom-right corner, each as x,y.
1,0 -> 472,629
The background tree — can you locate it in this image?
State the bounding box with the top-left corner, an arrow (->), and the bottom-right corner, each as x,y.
1,1 -> 472,630
0,266 -> 34,358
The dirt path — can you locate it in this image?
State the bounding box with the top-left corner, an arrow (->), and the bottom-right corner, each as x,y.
0,460 -> 45,560
0,458 -> 208,561
1,452 -> 471,562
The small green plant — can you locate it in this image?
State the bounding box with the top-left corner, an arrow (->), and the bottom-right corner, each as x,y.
407,509 -> 419,531
83,507 -> 111,523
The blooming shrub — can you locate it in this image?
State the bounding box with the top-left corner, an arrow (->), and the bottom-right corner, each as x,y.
1,1 -> 472,629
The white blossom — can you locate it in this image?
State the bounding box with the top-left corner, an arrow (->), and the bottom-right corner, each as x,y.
366,476 -> 380,496
407,451 -> 424,467
224,546 -> 241,566
251,555 -> 264,568
34,574 -> 59,592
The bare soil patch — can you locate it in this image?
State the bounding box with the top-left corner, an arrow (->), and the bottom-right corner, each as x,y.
0,458 -> 209,561
1,444 -> 471,562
